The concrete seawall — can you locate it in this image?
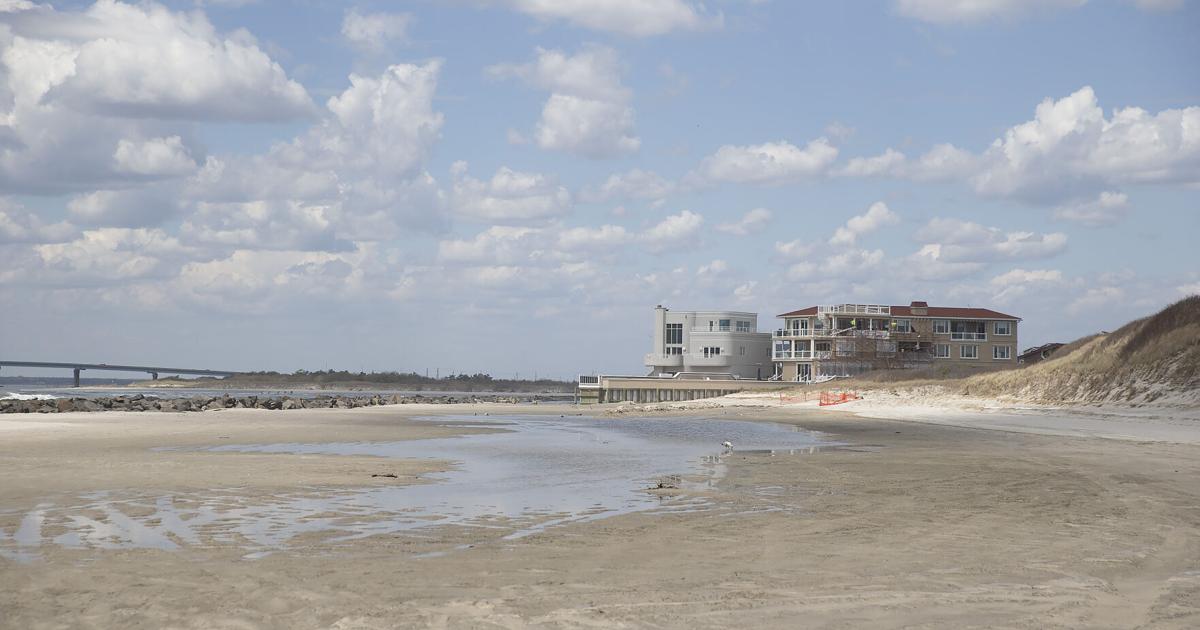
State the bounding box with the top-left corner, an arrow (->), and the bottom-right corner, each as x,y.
578,376 -> 786,404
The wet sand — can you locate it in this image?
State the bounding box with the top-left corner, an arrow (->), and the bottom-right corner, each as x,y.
2,404 -> 1199,628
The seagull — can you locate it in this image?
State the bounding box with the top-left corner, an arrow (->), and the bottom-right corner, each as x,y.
722,440 -> 733,450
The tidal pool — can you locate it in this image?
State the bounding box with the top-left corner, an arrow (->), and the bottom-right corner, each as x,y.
0,414 -> 836,559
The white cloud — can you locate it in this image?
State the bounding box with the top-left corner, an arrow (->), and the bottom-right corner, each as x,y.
716,208 -> 772,236
695,138 -> 837,185
112,136 -> 197,176
839,87 -> 1200,206
557,224 -> 630,251
991,268 -> 1065,286
490,46 -> 639,158
579,169 -> 674,203
1053,191 -> 1130,226
28,227 -> 195,284
536,95 -> 640,158
342,9 -> 411,53
820,249 -> 885,278
506,0 -> 721,36
733,280 -> 756,302
67,187 -> 182,227
829,202 -> 898,246
2,0 -> 313,121
437,226 -> 544,265
895,0 -> 1087,24
180,200 -> 346,251
914,218 -> 1068,262
0,200 -> 75,244
989,268 -> 1066,302
836,148 -> 906,177
1068,286 -> 1124,315
1178,281 -> 1200,296
0,0 -> 313,193
696,259 -> 728,276
774,239 -> 813,260
450,163 -> 571,224
184,61 -> 448,239
642,210 -> 703,252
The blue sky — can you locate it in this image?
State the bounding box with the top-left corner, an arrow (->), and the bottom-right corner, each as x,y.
1,0 -> 1198,379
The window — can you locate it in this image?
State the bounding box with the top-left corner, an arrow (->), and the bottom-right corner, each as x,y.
718,319 -> 731,331
665,323 -> 682,345
935,344 -> 950,358
893,319 -> 912,333
739,346 -> 746,356
665,347 -> 682,355
995,321 -> 1012,336
934,320 -> 949,334
736,320 -> 752,333
815,341 -> 831,352
703,346 -> 722,358
993,346 -> 1011,360
961,345 -> 978,359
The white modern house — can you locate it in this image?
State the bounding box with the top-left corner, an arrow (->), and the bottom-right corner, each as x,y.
644,306 -> 773,380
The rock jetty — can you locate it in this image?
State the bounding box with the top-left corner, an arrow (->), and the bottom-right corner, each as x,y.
1,393 -> 542,414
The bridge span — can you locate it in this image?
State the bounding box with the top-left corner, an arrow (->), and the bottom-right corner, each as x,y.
0,360 -> 242,387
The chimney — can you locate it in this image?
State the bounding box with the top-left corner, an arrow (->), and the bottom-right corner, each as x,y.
910,300 -> 928,316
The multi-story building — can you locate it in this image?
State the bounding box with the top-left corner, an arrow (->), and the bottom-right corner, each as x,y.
772,301 -> 1020,382
645,306 -> 773,380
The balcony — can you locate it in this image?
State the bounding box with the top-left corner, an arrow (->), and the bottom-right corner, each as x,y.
773,328 -> 814,337
644,353 -> 683,367
772,350 -> 832,361
686,354 -> 731,367
950,332 -> 987,341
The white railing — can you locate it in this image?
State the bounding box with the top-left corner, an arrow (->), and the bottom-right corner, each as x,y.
773,328 -> 812,337
818,304 -> 891,315
772,350 -> 833,360
951,332 -> 987,341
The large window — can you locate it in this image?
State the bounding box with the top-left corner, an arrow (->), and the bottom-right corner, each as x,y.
934,320 -> 949,334
718,319 -> 731,331
993,346 -> 1011,360
893,319 -> 912,333
665,323 -> 682,345
665,347 -> 682,355
703,346 -> 722,358
995,321 -> 1012,336
935,344 -> 950,358
736,320 -> 752,333
961,345 -> 979,359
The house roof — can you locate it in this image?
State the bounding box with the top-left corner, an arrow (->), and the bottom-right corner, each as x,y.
890,306 -> 1020,320
776,306 -> 818,317
776,305 -> 1020,320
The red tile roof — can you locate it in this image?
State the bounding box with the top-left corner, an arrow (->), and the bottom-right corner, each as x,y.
776,305 -> 1020,320
776,306 -> 818,317
890,306 -> 1020,320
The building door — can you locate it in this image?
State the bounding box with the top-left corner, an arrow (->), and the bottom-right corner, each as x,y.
799,363 -> 812,382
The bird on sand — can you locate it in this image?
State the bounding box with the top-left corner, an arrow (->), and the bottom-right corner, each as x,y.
721,440 -> 733,450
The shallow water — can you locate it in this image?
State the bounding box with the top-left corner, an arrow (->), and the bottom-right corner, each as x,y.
0,415 -> 836,560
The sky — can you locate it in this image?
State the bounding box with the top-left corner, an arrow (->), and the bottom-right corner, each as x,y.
1,0 -> 1198,380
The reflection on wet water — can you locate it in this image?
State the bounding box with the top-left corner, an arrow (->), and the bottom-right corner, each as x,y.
0,415 -> 837,560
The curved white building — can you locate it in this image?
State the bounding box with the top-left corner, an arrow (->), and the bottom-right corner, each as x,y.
644,306 -> 772,380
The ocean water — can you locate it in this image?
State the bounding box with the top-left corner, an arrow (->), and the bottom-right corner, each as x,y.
0,414 -> 838,560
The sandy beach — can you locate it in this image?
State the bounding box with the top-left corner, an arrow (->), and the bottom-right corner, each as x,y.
2,402 -> 1198,629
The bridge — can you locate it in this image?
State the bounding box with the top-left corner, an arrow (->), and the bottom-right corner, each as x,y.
0,361 -> 242,387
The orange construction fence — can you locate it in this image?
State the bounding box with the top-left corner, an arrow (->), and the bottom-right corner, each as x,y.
780,391 -> 862,405
818,391 -> 861,406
